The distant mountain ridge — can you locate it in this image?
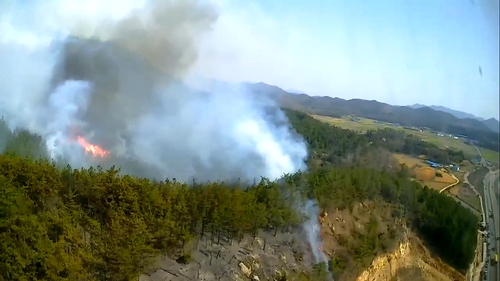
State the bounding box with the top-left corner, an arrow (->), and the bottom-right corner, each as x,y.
241,82 -> 499,151
285,89 -> 306,95
183,77 -> 499,151
409,104 -> 499,133
409,104 -> 484,120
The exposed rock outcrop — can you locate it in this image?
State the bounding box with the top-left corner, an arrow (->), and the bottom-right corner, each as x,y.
355,229 -> 464,281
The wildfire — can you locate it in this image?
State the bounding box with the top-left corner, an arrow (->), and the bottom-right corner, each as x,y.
77,136 -> 110,157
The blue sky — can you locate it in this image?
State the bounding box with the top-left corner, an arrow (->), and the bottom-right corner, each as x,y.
2,0 -> 498,119
195,0 -> 499,119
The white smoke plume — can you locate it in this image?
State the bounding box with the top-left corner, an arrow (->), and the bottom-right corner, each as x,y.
302,200 -> 329,264
0,0 -> 307,182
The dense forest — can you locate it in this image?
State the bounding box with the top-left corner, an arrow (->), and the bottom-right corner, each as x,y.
0,111 -> 479,281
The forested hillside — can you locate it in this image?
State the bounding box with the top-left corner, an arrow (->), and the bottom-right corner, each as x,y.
285,110 -> 466,166
0,111 -> 478,281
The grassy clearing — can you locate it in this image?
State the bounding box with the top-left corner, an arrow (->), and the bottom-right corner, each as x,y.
312,115 -> 482,158
448,183 -> 481,212
479,147 -> 499,163
394,153 -> 457,191
467,167 -> 490,199
457,160 -> 475,172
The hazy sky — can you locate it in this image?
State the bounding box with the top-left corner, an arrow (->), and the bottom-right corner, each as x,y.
194,0 -> 500,120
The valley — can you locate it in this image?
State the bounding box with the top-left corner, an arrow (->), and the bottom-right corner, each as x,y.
311,114 -> 498,162
310,113 -> 496,215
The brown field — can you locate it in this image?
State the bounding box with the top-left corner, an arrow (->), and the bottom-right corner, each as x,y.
422,181 -> 450,190
394,153 -> 424,169
433,172 -> 456,184
394,153 -> 458,191
414,167 -> 435,181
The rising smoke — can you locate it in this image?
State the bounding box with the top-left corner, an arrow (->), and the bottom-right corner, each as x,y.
0,1 -> 332,272
0,0 -> 307,183
302,200 -> 329,265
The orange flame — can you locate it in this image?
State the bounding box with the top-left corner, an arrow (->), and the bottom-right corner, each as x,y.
77,136 -> 110,157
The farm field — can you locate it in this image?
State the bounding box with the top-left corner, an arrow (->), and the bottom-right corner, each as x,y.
311,115 -> 392,132
446,165 -> 483,212
478,147 -> 499,163
447,183 -> 481,212
394,153 -> 458,191
467,167 -> 490,199
312,114 -> 482,158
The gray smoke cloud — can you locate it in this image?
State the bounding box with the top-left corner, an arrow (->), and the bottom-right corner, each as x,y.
0,0 -> 307,182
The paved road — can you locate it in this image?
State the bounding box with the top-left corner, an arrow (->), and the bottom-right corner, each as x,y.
474,145 -> 499,281
483,170 -> 499,281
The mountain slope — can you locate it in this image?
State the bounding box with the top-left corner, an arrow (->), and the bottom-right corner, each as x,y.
245,82 -> 490,131
483,118 -> 500,133
409,104 -> 484,121
241,82 -> 499,151
409,104 -> 499,133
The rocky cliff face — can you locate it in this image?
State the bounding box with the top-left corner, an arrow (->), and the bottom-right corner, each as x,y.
354,229 -> 464,281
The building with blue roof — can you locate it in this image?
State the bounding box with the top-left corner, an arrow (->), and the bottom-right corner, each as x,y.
425,160 -> 441,168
